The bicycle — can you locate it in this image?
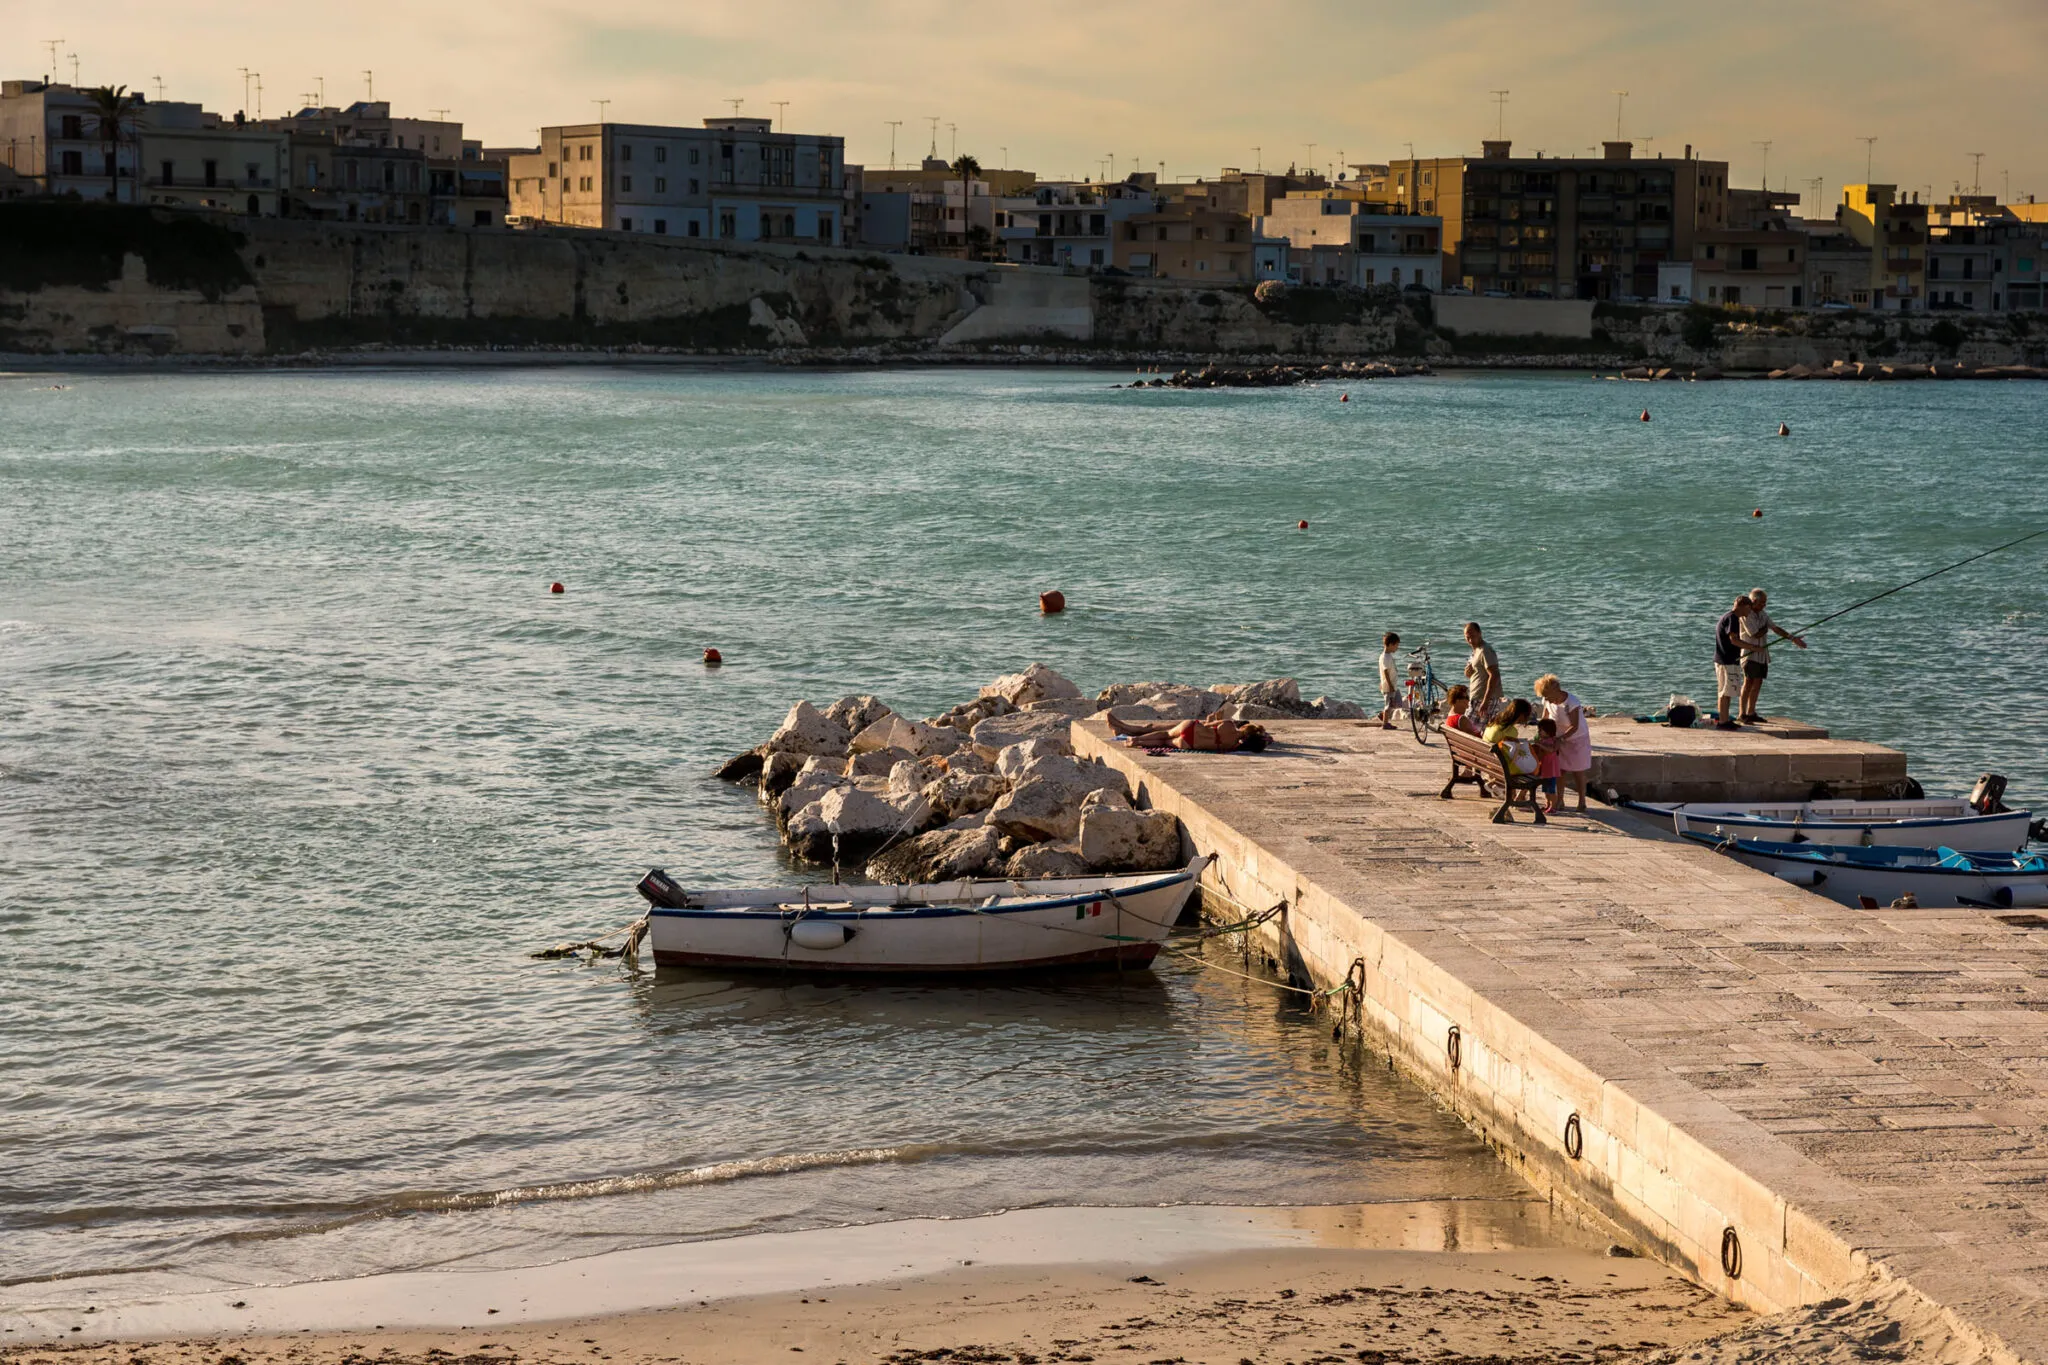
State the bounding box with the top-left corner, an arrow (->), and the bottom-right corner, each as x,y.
1401,642 -> 1450,745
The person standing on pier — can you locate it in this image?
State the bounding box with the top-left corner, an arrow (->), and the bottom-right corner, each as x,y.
1463,622 -> 1501,721
1713,596 -> 1750,730
1739,588 -> 1807,723
1535,675 -> 1592,813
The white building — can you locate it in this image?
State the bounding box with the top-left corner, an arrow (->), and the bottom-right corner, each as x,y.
1257,192 -> 1443,289
1004,180 -> 1155,269
509,116 -> 847,243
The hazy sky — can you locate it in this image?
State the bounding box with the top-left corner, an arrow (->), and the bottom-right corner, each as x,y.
18,0 -> 2048,206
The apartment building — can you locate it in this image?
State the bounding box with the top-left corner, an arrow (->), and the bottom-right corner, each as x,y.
140,104 -> 288,216
1004,179 -> 1155,268
1839,185 -> 1928,311
1388,140 -> 1730,300
1113,204 -> 1255,281
508,116 -> 847,242
1257,192 -> 1442,288
861,159 -> 1038,257
0,79 -> 138,200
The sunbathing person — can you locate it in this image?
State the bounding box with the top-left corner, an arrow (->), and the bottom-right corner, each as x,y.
1108,710 -> 1272,752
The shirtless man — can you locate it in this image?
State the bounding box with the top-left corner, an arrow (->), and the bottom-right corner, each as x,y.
1107,710 -> 1272,752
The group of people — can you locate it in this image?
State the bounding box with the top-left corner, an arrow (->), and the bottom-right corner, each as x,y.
1713,588 -> 1807,729
1378,623 -> 1591,815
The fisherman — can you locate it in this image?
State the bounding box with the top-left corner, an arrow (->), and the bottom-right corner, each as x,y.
1713,595 -> 1750,730
1739,588 -> 1807,724
1463,622 -> 1502,722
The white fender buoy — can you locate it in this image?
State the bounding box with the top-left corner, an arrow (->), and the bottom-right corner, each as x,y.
789,920 -> 853,950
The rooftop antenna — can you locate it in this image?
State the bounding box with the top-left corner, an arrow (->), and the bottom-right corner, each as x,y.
948,122 -> 957,159
1252,145 -> 1261,171
925,116 -> 939,160
315,75 -> 325,107
884,120 -> 900,169
253,72 -> 263,119
1753,139 -> 1772,192
239,66 -> 252,112
151,75 -> 165,100
363,70 -> 374,101
1108,152 -> 1115,180
1305,143 -> 1316,178
1968,151 -> 1984,196
771,100 -> 788,131
1638,134 -> 1658,157
1612,90 -> 1628,140
42,39 -> 63,82
1490,89 -> 1509,140
725,97 -> 743,117
68,52 -> 79,84
430,108 -> 450,121
1858,136 -> 1877,182
1001,145 -> 1009,169
593,99 -> 610,123
1403,140 -> 1415,161
1806,175 -> 1823,211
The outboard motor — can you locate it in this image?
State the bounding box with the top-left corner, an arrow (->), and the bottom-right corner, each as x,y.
1969,773 -> 2009,815
637,867 -> 691,909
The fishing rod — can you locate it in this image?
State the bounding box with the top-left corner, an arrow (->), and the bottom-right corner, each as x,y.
1767,524 -> 2048,646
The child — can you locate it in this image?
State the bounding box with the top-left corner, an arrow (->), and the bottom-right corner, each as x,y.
1376,632 -> 1401,730
1532,717 -> 1563,814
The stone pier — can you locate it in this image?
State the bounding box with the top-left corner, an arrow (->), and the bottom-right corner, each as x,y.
1075,716 -> 2046,1364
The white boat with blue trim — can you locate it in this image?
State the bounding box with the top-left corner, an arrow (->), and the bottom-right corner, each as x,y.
1624,797 -> 2034,852
1682,833 -> 2048,910
634,857 -> 1210,972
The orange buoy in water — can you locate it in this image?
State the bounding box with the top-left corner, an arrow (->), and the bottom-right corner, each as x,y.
1778,422 -> 1791,436
1340,393 -> 1349,403
1639,409 -> 1652,422
703,647 -> 723,665
1752,509 -> 1764,518
1039,590 -> 1066,615
1298,519 -> 1309,530
550,581 -> 565,594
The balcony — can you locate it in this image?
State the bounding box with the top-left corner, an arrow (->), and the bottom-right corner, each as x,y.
144,176 -> 275,190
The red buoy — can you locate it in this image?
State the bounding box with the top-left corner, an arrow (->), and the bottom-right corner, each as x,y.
1639,409 -> 1651,422
703,647 -> 723,665
1778,422 -> 1791,437
1039,590 -> 1066,615
1752,509 -> 1764,518
550,581 -> 565,594
1297,519 -> 1309,530
1339,393 -> 1349,403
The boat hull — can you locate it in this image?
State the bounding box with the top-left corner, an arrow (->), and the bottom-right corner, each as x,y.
1684,834 -> 2048,909
1627,799 -> 2033,852
645,861 -> 1207,972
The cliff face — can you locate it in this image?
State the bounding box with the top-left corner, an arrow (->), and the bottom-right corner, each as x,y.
4,204 -> 2046,368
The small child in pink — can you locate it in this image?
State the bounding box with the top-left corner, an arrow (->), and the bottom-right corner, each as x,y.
1532,717 -> 1563,813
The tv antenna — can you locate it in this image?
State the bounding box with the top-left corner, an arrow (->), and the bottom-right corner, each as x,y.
315,75 -> 325,107
1252,145 -> 1261,171
593,99 -> 610,123
771,100 -> 788,130
68,52 -> 79,84
948,122 -> 957,159
430,108 -> 450,121
1806,175 -> 1823,211
724,97 -> 743,116
1304,143 -> 1316,177
1107,152 -> 1115,180
42,38 -> 63,81
239,67 -> 252,112
1490,90 -> 1509,140
151,75 -> 165,100
925,116 -> 939,160
253,73 -> 263,119
1612,91 -> 1628,141
884,120 -> 901,169
1753,140 -> 1772,192
363,70 -> 374,101
1968,151 -> 1984,196
1858,136 -> 1878,181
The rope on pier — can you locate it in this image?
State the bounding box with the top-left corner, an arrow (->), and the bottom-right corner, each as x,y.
530,915 -> 650,965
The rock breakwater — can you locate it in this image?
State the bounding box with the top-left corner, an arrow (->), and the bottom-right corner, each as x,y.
715,663 -> 1369,883
1121,360 -> 1431,390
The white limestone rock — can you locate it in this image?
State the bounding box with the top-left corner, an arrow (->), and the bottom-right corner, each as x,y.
852,713 -> 963,757
845,747 -> 915,779
1020,696 -> 1100,720
996,737 -> 1069,782
1003,842 -> 1090,879
757,750 -> 806,803
778,768 -> 847,821
940,746 -> 995,776
1098,682 -> 1224,721
1312,696 -> 1371,720
825,694 -> 894,735
980,662 -> 1083,707
888,756 -> 951,800
1080,787 -> 1132,813
1228,678 -> 1312,715
969,709 -> 1076,756
865,825 -> 1003,884
922,771 -> 1008,823
986,754 -> 1124,844
1079,806 -> 1181,872
804,785 -> 917,865
764,700 -> 851,758
929,695 -> 1016,732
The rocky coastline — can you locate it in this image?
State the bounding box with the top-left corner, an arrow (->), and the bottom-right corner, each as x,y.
715,663 -> 1368,884
1119,359 -> 1433,389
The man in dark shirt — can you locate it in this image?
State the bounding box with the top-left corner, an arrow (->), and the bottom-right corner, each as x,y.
1713,596 -> 1750,730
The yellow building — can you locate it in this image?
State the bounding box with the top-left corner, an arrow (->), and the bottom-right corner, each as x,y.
1112,205 -> 1254,281
1838,185 -> 1927,311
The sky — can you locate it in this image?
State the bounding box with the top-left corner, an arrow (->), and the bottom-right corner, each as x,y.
15,0 -> 2048,206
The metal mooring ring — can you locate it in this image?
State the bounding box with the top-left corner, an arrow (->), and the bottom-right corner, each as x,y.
1564,1112 -> 1583,1160
1447,1025 -> 1462,1072
1721,1226 -> 1742,1279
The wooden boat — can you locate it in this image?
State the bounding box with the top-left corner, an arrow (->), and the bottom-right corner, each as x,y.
634,857 -> 1210,972
1624,797 -> 2034,852
1682,832 -> 2048,910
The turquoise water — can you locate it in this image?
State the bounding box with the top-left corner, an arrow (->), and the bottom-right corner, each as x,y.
3,365 -> 2044,1300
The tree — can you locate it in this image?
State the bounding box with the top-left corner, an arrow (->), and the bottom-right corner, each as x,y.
950,153 -> 982,258
88,85 -> 142,203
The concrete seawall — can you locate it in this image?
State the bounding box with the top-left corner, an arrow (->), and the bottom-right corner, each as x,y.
1076,717 -> 2044,1363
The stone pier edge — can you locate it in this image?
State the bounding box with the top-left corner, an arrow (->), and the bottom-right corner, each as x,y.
1076,724 -> 2026,1364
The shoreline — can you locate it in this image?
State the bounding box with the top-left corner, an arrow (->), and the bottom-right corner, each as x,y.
1,1201 -> 1770,1365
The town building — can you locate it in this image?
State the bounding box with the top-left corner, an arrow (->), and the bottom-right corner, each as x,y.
508,116 -> 848,243
1994,228 -> 2047,311
1692,191 -> 1804,308
1387,140 -> 1730,300
860,159 -> 1037,257
1112,203 -> 1255,281
1802,227 -> 1873,309
139,103 -> 288,217
0,79 -> 140,201
1838,184 -> 1928,311
1257,191 -> 1442,288
1924,196 -> 2001,312
1004,178 -> 1155,269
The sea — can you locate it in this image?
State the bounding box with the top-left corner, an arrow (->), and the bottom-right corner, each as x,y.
3,363 -> 2044,1304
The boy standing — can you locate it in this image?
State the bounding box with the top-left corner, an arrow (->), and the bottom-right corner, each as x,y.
1377,632 -> 1402,730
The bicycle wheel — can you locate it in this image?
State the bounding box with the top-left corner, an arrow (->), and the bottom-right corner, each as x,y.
1409,683 -> 1442,744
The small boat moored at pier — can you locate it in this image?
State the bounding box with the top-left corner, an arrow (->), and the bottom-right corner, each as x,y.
634,857 -> 1210,972
1624,797 -> 2034,852
1682,833 -> 2048,910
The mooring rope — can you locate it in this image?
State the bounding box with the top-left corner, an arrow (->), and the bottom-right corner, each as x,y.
530,915 -> 650,965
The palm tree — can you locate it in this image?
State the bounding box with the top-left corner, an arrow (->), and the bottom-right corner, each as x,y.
88,85 -> 142,203
950,153 -> 982,258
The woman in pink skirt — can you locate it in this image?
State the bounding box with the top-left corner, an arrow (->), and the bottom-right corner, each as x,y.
1534,674 -> 1592,813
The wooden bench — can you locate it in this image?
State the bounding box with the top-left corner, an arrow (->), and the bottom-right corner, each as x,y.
1440,726 -> 1547,824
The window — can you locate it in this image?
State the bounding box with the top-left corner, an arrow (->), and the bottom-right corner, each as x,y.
1928,258 -> 1940,279
204,158 -> 219,187
346,161 -> 359,189
818,213 -> 832,241
654,219 -> 667,234
161,160 -> 174,185
621,145 -> 633,162
1964,290 -> 1973,305
1091,247 -> 1104,265
1364,268 -> 1375,284
1196,258 -> 1208,271
547,161 -> 558,177
655,177 -> 666,193
579,175 -> 592,191
688,220 -> 701,237
578,144 -> 592,161
1963,259 -> 1975,279
61,114 -> 83,139
689,148 -> 700,164
655,146 -> 668,163
383,162 -> 395,189
1704,244 -> 1716,260
689,178 -> 699,194
408,163 -> 420,190
620,217 -> 632,231
1740,247 -> 1758,270
474,209 -> 491,226
561,178 -> 570,193
1391,267 -> 1402,285
620,175 -> 632,192
719,209 -> 735,237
